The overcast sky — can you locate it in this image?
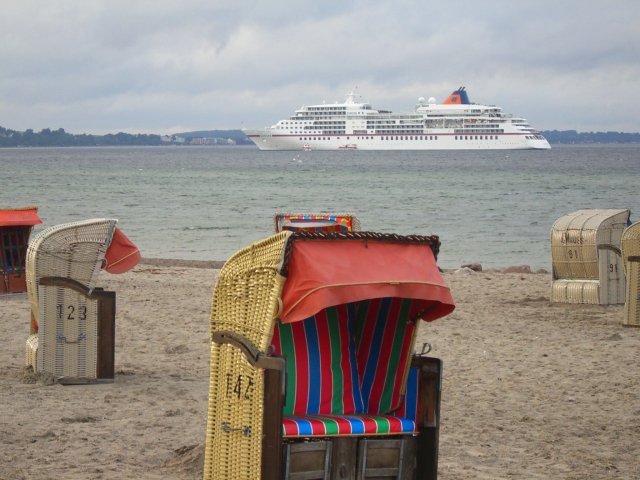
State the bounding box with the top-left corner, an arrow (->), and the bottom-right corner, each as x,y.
1,1 -> 639,134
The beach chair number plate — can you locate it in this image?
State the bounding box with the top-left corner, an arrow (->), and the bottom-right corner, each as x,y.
57,304 -> 87,321
226,373 -> 254,401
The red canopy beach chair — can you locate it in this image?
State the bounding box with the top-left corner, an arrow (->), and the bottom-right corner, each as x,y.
0,206 -> 42,294
204,230 -> 455,479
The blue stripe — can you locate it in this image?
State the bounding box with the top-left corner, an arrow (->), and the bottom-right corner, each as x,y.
360,298 -> 391,410
342,415 -> 365,434
346,303 -> 364,413
295,418 -> 313,436
304,317 -> 321,414
404,368 -> 419,421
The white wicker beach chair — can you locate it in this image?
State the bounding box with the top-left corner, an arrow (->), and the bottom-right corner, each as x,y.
551,209 -> 629,304
621,222 -> 640,326
25,219 -> 118,381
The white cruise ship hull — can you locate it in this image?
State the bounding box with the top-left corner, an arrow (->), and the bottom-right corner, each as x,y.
243,131 -> 551,151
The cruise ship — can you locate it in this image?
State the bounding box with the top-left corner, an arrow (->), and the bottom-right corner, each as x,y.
243,87 -> 550,150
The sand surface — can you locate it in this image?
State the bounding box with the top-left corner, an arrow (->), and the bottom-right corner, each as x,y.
1,262 -> 639,479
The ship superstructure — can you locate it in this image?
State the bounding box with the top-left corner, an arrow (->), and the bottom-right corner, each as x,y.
243,87 -> 550,150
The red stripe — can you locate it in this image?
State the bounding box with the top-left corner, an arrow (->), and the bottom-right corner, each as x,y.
359,416 -> 379,433
305,417 -> 327,436
337,304 -> 356,413
368,299 -> 401,413
356,299 -> 377,380
291,322 -> 309,414
282,418 -> 300,436
314,309 -> 333,414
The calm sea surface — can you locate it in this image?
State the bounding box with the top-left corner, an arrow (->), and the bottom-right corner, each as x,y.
2,145 -> 638,270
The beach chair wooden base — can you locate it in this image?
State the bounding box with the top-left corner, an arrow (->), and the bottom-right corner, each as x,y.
36,277 -> 116,383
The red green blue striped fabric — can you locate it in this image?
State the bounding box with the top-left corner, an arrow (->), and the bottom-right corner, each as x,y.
354,298 -> 416,414
282,414 -> 416,437
271,304 -> 364,416
392,367 -> 419,422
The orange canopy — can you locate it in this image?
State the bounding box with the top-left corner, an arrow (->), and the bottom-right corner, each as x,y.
102,227 -> 141,274
280,239 -> 455,324
0,207 -> 42,227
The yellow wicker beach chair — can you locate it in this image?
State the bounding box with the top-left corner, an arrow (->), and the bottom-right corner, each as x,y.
204,231 -> 455,480
621,222 -> 640,327
551,209 -> 629,304
25,219 -> 121,382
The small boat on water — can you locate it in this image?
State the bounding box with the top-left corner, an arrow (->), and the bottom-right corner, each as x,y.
243,86 -> 551,151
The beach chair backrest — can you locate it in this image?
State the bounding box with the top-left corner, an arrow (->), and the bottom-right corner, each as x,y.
354,297 -> 417,414
274,213 -> 361,233
26,219 -> 117,331
271,304 -> 363,416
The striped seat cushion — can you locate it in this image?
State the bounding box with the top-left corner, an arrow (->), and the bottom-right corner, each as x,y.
271,304 -> 364,416
355,298 -> 417,414
282,414 -> 416,438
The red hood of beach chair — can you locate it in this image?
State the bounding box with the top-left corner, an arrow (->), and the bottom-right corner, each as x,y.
0,207 -> 42,227
280,239 -> 454,324
102,227 -> 141,274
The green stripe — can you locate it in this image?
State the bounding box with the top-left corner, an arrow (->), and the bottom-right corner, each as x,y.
379,299 -> 411,413
319,417 -> 339,435
372,416 -> 391,434
326,307 -> 345,414
353,300 -> 369,348
278,323 -> 297,416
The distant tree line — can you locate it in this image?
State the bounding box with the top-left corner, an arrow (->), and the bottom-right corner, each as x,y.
542,130 -> 640,144
2,125 -> 639,147
0,126 -> 162,147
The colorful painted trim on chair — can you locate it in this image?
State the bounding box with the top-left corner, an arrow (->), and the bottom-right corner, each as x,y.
271,304 -> 364,416
282,414 -> 416,437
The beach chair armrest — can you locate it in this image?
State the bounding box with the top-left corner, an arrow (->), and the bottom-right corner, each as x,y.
212,330 -> 285,371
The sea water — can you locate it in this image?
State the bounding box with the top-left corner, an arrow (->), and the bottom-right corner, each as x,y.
2,144 -> 639,270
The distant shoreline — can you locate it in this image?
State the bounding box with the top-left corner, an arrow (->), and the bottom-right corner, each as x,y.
2,125 -> 640,147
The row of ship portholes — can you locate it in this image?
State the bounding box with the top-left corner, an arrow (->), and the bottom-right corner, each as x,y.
455,135 -> 498,140
296,135 -> 440,141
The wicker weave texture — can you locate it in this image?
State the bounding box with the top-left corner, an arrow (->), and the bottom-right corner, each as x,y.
551,279 -> 600,304
205,232 -> 289,480
203,344 -> 265,480
622,222 -> 640,326
210,231 -> 289,351
26,219 -> 117,330
551,209 -> 628,304
25,334 -> 38,370
37,284 -> 99,378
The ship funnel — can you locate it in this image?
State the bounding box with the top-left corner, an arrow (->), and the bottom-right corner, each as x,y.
443,87 -> 471,105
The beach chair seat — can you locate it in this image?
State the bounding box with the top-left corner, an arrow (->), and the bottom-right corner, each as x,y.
282,414 -> 416,437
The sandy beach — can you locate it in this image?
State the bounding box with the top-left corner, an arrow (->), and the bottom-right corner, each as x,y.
1,260 -> 639,480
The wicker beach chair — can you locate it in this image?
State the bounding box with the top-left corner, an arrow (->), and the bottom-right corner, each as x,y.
25,218 -> 139,382
621,222 -> 640,327
0,206 -> 42,294
551,209 -> 629,304
204,231 -> 455,480
274,213 -> 361,233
